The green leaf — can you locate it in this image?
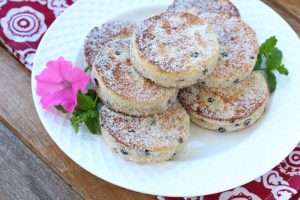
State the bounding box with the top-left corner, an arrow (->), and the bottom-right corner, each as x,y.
87,89 -> 97,99
254,53 -> 262,70
70,90 -> 101,134
55,105 -> 68,113
61,87 -> 101,135
254,36 -> 288,93
266,48 -> 282,71
260,36 -> 277,55
85,115 -> 100,134
266,72 -> 277,93
277,65 -> 289,75
70,114 -> 80,133
86,89 -> 101,104
84,66 -> 91,72
70,110 -> 97,134
76,91 -> 95,111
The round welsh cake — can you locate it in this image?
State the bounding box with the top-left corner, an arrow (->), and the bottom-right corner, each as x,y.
179,72 -> 269,132
167,0 -> 240,17
132,12 -> 219,88
83,21 -> 136,67
100,102 -> 190,164
200,13 -> 259,88
92,38 -> 178,116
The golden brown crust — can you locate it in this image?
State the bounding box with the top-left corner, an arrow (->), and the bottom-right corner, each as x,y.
100,102 -> 190,152
83,21 -> 136,67
92,38 -> 178,116
167,0 -> 240,17
200,13 -> 259,88
93,38 -> 177,101
133,12 -> 219,73
179,72 -> 269,122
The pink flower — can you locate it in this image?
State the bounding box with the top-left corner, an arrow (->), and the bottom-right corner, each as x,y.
35,57 -> 90,112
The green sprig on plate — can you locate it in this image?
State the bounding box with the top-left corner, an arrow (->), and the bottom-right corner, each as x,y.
254,36 -> 289,93
56,89 -> 101,134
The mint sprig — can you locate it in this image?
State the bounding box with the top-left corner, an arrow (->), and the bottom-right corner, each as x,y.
56,89 -> 101,134
254,36 -> 289,93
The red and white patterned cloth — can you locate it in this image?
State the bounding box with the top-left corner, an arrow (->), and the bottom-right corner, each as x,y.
0,1 -> 299,200
0,0 -> 75,69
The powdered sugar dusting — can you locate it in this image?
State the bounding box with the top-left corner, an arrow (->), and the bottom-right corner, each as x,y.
134,12 -> 219,73
167,0 -> 240,17
93,38 -> 175,100
179,72 -> 269,120
201,13 -> 258,77
84,21 -> 136,66
101,103 -> 188,149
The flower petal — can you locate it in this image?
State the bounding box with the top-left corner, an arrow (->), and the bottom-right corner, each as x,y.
67,67 -> 90,94
60,90 -> 77,112
35,56 -> 89,112
66,67 -> 90,82
57,57 -> 74,80
36,80 -> 64,96
35,69 -> 60,84
36,57 -> 76,96
39,88 -> 77,112
73,79 -> 90,94
45,60 -> 64,81
40,90 -> 64,109
36,69 -> 63,96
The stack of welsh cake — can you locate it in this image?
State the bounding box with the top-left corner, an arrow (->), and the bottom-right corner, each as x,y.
83,0 -> 269,164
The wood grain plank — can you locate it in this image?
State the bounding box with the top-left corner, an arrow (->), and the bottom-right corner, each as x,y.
271,0 -> 300,19
0,123 -> 82,200
262,0 -> 300,37
0,47 -> 154,200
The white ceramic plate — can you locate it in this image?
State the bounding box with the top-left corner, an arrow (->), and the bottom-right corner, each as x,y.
31,0 -> 300,197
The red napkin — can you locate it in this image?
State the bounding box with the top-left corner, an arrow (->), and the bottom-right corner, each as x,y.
1,1 -> 299,199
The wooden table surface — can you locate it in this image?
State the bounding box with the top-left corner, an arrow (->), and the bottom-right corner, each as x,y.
0,1 -> 299,199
